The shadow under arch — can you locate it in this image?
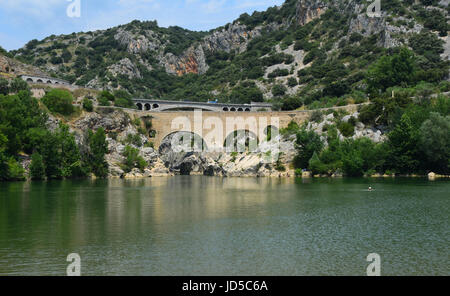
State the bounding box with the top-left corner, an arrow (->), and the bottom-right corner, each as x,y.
159,131 -> 208,155
157,106 -> 218,112
264,125 -> 280,141
223,129 -> 259,153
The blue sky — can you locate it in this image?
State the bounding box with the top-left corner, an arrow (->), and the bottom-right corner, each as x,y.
0,0 -> 284,51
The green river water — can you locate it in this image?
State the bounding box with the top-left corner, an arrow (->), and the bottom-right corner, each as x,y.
0,177 -> 448,275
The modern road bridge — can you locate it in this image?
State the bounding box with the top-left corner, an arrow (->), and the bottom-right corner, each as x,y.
133,99 -> 273,112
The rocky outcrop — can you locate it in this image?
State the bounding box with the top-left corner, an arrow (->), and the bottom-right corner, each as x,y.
0,54 -> 47,77
295,0 -> 328,26
114,29 -> 161,54
74,109 -> 131,133
307,112 -> 386,143
107,58 -> 142,79
163,45 -> 209,75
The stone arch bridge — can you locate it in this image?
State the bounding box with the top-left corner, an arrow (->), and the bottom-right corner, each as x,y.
123,104 -> 361,150
21,74 -> 71,86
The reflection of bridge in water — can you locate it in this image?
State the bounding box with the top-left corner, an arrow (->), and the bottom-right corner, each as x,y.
133,99 -> 273,112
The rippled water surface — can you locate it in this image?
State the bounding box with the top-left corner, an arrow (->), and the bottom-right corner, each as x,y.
0,177 -> 448,275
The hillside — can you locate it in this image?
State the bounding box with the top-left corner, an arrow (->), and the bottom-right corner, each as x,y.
7,0 -> 450,109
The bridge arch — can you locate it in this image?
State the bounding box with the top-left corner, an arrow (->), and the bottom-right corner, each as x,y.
144,103 -> 151,111
26,78 -> 33,82
136,103 -> 143,111
157,105 -> 219,112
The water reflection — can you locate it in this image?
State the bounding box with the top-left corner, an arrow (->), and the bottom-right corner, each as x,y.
0,177 -> 448,275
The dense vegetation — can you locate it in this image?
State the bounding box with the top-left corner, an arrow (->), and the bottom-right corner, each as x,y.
289,88 -> 449,176
8,0 -> 448,109
0,88 -> 109,181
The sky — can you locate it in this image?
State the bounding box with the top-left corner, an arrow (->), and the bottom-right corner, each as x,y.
0,0 -> 284,51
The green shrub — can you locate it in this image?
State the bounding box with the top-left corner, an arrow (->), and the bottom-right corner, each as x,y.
30,152 -> 45,180
125,133 -> 142,147
338,121 -> 355,137
308,152 -> 327,175
0,78 -> 9,95
41,89 -> 75,115
281,96 -> 303,111
6,158 -> 25,181
122,145 -> 147,173
272,84 -> 287,97
98,90 -> 115,102
82,98 -> 94,112
280,121 -> 300,135
98,96 -> 110,106
287,77 -> 298,87
310,110 -> 323,123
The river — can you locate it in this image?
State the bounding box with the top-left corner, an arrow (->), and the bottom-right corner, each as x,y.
0,177 -> 448,275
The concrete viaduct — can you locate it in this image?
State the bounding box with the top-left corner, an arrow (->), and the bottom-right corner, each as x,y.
133,99 -> 273,112
122,104 -> 361,150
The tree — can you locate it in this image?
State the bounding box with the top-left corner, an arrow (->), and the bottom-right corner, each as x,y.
42,89 -> 75,115
0,78 -> 9,95
294,129 -> 324,169
0,91 -> 47,156
309,152 -> 327,175
281,96 -> 303,111
88,128 -> 109,178
367,48 -> 416,93
113,89 -> 134,108
41,132 -> 62,179
82,98 -> 94,112
30,152 -> 45,180
0,132 -> 8,180
57,124 -> 84,178
5,157 -> 25,181
386,114 -> 421,174
9,78 -> 29,93
122,145 -> 147,173
272,84 -> 287,97
98,90 -> 115,102
419,113 -> 450,174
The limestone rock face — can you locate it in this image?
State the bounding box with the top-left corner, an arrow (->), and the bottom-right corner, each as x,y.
0,54 -> 47,77
163,45 -> 209,76
201,22 -> 273,54
107,58 -> 142,79
74,109 -> 130,133
114,29 -> 161,54
295,0 -> 328,26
